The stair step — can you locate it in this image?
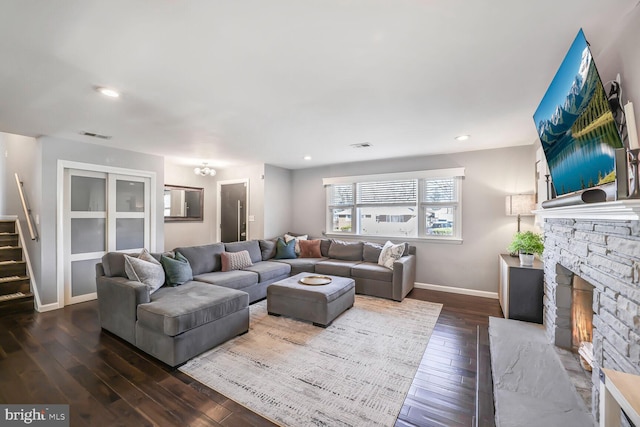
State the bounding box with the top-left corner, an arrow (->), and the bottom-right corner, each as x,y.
0,276 -> 30,295
0,221 -> 16,234
0,246 -> 22,262
0,261 -> 27,278
0,234 -> 19,246
0,292 -> 34,315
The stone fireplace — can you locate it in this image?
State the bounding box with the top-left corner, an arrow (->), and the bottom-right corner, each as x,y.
541,203 -> 640,418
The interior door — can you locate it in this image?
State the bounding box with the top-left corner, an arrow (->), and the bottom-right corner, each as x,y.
220,182 -> 247,242
63,169 -> 150,306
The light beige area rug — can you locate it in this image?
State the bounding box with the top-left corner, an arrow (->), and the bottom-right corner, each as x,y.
180,295 -> 442,427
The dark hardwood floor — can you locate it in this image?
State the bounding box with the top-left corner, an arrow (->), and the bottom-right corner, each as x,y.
0,289 -> 502,427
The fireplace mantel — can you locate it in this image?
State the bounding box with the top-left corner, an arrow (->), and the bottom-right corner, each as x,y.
533,200 -> 640,220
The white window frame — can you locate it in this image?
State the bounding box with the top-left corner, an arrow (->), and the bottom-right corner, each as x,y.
323,168 -> 464,243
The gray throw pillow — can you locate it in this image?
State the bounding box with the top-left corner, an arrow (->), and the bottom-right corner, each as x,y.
259,239 -> 277,260
124,249 -> 165,294
363,242 -> 383,263
160,252 -> 193,286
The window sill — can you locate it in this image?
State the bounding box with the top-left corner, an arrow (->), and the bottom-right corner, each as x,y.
323,233 -> 463,245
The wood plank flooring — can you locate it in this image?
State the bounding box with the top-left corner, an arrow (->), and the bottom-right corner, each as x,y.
0,289 -> 502,427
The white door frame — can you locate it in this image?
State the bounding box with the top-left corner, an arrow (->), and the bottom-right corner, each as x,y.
216,178 -> 249,242
56,160 -> 157,308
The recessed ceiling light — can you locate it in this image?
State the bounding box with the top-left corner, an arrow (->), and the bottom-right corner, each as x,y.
454,135 -> 470,141
96,86 -> 120,98
303,155 -> 312,161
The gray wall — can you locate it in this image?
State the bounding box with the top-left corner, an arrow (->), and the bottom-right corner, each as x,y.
291,145 -> 536,294
264,164 -> 292,239
35,137 -> 164,305
164,161 -> 217,250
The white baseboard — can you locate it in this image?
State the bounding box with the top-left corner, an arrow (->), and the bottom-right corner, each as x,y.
36,302 -> 61,313
414,282 -> 498,299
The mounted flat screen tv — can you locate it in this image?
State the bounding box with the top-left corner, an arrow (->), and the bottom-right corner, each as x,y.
534,29 -> 624,197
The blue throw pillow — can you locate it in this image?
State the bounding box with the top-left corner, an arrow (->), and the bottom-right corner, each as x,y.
274,238 -> 297,259
161,252 -> 193,286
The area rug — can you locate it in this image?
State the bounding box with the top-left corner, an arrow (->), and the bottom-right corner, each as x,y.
180,295 -> 442,427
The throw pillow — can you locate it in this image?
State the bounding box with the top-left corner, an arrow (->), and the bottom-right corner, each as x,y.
160,252 -> 193,286
221,250 -> 253,272
363,241 -> 384,263
124,249 -> 165,294
259,239 -> 277,260
299,239 -> 322,258
274,238 -> 297,259
284,233 -> 308,255
378,241 -> 406,270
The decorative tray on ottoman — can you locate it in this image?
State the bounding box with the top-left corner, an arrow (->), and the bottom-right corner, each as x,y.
299,275 -> 332,286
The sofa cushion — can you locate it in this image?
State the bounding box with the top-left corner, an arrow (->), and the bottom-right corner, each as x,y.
379,241 -> 405,270
362,242 -> 383,263
221,250 -> 253,272
124,249 -> 165,294
102,251 -> 140,277
299,239 -> 322,258
224,240 -> 262,264
160,252 -> 193,286
137,282 -> 248,337
284,233 -> 307,255
351,262 -> 394,282
272,257 -> 326,275
314,259 -> 361,277
319,239 -> 332,257
176,243 -> 225,275
194,270 -> 259,290
259,239 -> 277,260
328,240 -> 363,261
274,238 -> 297,259
242,261 -> 291,282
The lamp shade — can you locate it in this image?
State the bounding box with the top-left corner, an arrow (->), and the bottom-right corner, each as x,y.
505,194 -> 535,216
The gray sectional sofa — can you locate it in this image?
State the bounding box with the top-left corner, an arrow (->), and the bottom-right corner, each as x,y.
96,237 -> 415,367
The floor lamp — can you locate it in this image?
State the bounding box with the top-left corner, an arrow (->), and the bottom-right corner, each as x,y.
505,194 -> 536,232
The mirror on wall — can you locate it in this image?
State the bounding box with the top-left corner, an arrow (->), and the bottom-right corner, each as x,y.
164,185 -> 204,222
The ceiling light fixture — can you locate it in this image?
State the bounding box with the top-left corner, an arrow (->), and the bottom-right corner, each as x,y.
96,86 -> 120,98
455,135 -> 470,141
303,155 -> 312,161
194,162 -> 216,177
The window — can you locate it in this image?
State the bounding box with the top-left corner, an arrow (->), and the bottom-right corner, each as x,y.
324,169 -> 464,241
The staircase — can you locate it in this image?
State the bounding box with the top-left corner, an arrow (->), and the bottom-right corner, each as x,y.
0,220 -> 34,315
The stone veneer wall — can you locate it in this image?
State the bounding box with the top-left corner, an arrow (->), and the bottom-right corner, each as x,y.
543,217 -> 640,417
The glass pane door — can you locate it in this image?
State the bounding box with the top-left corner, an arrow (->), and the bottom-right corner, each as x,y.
110,175 -> 150,252
65,170 -> 107,305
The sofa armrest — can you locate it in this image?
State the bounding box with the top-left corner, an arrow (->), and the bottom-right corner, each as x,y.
391,254 -> 416,301
96,263 -> 150,345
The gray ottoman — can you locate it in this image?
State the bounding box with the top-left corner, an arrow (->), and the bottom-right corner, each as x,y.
267,273 -> 355,327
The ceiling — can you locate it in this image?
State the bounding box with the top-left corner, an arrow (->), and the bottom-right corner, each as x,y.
0,1 -> 637,170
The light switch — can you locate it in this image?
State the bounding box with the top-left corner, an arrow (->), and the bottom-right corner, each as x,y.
248,215 -> 255,222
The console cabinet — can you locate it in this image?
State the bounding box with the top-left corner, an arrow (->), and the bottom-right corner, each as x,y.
499,254 -> 544,323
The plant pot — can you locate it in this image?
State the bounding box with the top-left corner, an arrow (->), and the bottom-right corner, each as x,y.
519,253 -> 535,267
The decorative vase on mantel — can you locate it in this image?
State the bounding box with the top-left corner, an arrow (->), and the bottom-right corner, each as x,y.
519,252 -> 535,267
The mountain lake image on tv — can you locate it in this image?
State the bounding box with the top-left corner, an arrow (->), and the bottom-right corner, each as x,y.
534,29 -> 624,197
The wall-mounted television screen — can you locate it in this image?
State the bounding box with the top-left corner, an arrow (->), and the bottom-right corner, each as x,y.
534,29 -> 624,197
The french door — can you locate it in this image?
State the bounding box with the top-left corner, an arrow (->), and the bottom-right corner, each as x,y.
63,168 -> 151,305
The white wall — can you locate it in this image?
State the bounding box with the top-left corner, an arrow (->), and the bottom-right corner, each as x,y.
596,3 -> 640,136
290,145 -> 536,294
264,164 -> 292,239
163,161 -> 217,250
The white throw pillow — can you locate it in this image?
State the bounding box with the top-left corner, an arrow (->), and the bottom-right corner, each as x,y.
124,249 -> 165,294
378,241 -> 405,270
284,234 -> 308,255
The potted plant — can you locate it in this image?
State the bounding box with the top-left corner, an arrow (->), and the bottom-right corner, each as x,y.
507,231 -> 544,266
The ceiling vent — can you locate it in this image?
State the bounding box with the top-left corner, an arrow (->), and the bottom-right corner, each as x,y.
80,131 -> 112,140
350,142 -> 372,149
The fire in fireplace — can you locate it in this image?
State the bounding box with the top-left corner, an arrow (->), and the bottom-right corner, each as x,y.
572,275 -> 595,370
